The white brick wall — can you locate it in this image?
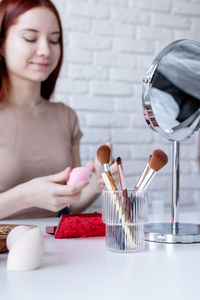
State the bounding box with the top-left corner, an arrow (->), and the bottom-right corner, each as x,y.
52,0 -> 200,213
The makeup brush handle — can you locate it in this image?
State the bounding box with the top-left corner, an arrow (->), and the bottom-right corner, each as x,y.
101,173 -> 136,247
118,164 -> 127,190
102,172 -> 117,191
112,193 -> 137,248
134,163 -> 150,191
134,168 -> 156,191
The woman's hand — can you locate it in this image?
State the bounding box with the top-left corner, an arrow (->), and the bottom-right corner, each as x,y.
22,168 -> 89,212
68,142 -> 119,213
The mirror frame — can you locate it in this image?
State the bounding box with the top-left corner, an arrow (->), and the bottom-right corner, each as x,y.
142,39 -> 200,142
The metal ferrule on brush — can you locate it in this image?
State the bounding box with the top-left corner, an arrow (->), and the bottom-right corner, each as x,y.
135,166 -> 156,191
103,163 -> 110,172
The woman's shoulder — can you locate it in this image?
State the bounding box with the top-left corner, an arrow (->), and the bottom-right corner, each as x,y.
45,100 -> 80,129
45,100 -> 76,116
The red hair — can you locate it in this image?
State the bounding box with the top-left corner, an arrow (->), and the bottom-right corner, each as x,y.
0,0 -> 63,100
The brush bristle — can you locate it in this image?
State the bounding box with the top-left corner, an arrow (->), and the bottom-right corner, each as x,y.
149,149 -> 168,171
97,145 -> 110,165
117,157 -> 121,165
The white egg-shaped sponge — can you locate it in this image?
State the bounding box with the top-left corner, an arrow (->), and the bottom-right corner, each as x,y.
6,225 -> 31,251
7,227 -> 44,272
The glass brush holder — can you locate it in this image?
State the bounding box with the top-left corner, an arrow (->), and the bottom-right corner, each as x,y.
102,190 -> 148,253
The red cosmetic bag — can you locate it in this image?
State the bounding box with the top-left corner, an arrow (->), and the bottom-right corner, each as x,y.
46,212 -> 105,239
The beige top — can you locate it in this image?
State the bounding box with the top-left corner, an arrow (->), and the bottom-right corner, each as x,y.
0,99 -> 82,219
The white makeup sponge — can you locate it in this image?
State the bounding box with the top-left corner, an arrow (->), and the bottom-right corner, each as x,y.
7,226 -> 44,272
6,225 -> 31,251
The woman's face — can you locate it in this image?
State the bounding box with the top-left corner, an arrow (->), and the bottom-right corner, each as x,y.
3,7 -> 61,83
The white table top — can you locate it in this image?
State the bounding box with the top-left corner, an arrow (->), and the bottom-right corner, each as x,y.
1,214 -> 200,300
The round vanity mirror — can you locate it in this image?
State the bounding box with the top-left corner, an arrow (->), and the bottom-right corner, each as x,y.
143,39 -> 200,141
142,40 -> 200,244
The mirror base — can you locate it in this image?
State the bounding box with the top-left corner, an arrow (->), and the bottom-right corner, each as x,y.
144,222 -> 200,244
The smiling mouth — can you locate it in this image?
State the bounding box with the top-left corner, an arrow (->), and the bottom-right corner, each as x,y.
31,62 -> 50,68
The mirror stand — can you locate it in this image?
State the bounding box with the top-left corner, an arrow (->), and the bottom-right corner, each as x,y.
145,141 -> 200,244
142,40 -> 200,244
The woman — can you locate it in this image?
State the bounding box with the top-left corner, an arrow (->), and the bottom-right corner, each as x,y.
0,0 -> 118,220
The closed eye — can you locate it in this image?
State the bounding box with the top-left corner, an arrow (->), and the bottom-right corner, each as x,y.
23,37 -> 36,43
23,37 -> 60,45
49,40 -> 60,45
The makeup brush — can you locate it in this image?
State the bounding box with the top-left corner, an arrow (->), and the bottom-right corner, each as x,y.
117,157 -> 130,218
117,157 -> 127,196
134,149 -> 168,191
97,145 -> 117,191
97,146 -> 136,248
134,155 -> 152,191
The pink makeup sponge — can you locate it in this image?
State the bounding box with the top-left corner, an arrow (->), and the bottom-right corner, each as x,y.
67,167 -> 90,186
